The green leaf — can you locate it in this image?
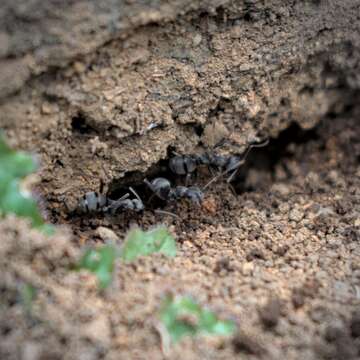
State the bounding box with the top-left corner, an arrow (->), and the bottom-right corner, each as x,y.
0,134 -> 53,232
121,226 -> 177,262
0,135 -> 37,180
159,296 -> 236,343
77,244 -> 118,289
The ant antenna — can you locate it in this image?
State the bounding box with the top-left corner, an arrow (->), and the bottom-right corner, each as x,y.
118,193 -> 130,201
225,138 -> 269,183
203,138 -> 270,189
240,138 -> 269,162
129,187 -> 142,202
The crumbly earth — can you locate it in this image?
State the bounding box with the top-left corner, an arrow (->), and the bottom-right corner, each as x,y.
1,0 -> 360,208
1,107 -> 360,360
1,1 -> 360,359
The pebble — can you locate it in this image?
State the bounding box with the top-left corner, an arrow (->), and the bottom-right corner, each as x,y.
95,227 -> 120,243
350,310 -> 360,338
192,33 -> 202,46
258,297 -> 281,328
289,208 -> 304,222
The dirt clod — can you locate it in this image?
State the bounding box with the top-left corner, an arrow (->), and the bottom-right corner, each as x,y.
232,330 -> 266,356
350,310 -> 360,338
258,297 -> 282,329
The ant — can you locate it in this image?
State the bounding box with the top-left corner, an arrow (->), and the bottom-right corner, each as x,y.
67,179 -> 143,215
144,177 -> 204,205
105,187 -> 144,214
169,138 -> 269,187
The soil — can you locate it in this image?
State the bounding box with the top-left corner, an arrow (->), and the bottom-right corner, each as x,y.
1,1 -> 360,359
1,106 -> 360,360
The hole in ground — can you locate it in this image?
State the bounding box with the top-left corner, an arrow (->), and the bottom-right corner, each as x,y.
71,113 -> 96,135
107,122 -> 322,205
232,122 -> 320,194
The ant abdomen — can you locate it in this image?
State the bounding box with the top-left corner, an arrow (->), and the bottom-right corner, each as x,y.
78,192 -> 109,213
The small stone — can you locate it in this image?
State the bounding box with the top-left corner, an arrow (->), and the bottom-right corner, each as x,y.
214,257 -> 233,273
242,262 -> 254,276
258,297 -> 281,328
289,208 -> 304,222
73,61 -> 86,74
324,322 -> 346,342
246,247 -> 266,261
350,310 -> 360,338
202,195 -> 217,215
274,244 -> 289,256
21,342 -> 42,360
292,288 -> 305,308
41,103 -> 53,115
83,315 -> 111,346
192,33 -> 202,46
233,330 -> 265,355
95,227 -> 119,243
239,64 -> 252,72
326,236 -> 341,249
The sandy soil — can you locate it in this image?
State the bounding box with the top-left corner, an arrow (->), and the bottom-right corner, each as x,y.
1,106 -> 360,360
1,1 -> 360,359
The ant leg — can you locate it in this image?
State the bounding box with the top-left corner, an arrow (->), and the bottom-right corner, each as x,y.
143,179 -> 157,204
203,174 -> 220,190
99,178 -> 105,195
104,193 -> 130,214
185,173 -> 192,187
118,193 -> 130,201
229,183 -> 237,196
129,186 -> 145,211
154,209 -> 180,219
143,178 -> 153,192
227,167 -> 240,183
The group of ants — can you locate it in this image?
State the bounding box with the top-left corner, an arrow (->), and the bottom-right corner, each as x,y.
70,138 -> 269,217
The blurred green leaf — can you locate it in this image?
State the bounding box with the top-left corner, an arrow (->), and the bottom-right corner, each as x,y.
0,134 -> 53,233
160,296 -> 236,343
121,226 -> 177,262
78,244 -> 118,289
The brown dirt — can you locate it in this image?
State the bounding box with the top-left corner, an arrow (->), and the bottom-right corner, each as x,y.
1,1 -> 360,359
1,109 -> 360,360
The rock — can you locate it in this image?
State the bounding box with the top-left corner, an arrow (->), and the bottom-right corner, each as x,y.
350,309 -> 360,338
95,227 -> 120,243
259,297 -> 281,328
289,208 -> 304,222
